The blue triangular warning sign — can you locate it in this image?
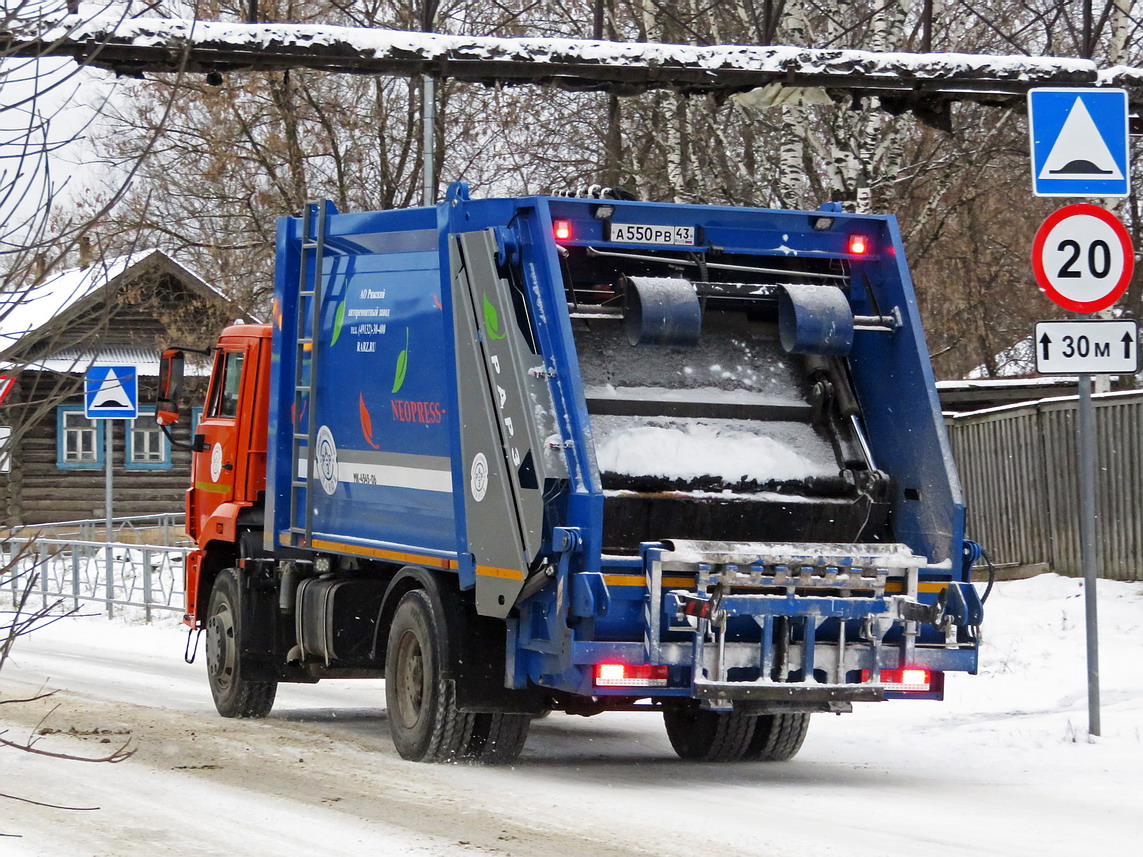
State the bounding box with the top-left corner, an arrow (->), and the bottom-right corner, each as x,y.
84,365 -> 138,419
1029,89 -> 1129,197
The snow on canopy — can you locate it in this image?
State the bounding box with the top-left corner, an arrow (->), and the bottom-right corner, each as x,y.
10,6 -> 1129,104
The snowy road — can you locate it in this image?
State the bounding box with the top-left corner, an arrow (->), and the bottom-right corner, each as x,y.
2,575 -> 1141,857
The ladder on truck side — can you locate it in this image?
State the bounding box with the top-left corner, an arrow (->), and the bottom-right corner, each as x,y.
288,200 -> 336,545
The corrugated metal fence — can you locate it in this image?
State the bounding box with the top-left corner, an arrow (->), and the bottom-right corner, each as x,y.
946,390 -> 1143,581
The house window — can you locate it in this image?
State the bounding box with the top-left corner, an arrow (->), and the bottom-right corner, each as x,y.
126,408 -> 171,470
56,406 -> 104,469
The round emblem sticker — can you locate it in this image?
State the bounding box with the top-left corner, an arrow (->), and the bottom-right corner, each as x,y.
315,425 -> 339,496
470,452 -> 489,502
209,443 -> 223,482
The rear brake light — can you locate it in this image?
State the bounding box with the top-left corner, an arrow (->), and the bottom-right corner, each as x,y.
594,663 -> 668,687
847,234 -> 869,255
862,667 -> 933,692
553,219 -> 573,241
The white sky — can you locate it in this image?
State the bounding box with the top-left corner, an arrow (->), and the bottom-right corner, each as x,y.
0,52 -> 118,252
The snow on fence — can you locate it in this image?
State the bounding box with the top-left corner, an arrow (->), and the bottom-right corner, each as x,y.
1,536 -> 190,621
947,390 -> 1143,582
4,513 -> 187,545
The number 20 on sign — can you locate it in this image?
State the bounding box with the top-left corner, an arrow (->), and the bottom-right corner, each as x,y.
1032,203 -> 1134,313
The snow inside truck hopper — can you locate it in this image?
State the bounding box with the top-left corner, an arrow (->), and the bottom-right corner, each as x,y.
158,183 -> 984,763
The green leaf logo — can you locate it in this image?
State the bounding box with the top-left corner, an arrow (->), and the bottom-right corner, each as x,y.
331,299 -> 346,346
483,295 -> 507,340
391,328 -> 409,393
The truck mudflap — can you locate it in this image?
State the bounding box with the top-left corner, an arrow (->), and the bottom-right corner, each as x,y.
644,540 -> 981,711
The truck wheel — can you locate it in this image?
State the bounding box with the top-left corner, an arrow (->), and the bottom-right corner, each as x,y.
743,713 -> 810,762
385,589 -> 475,762
205,568 -> 277,718
662,700 -> 755,762
465,713 -> 531,764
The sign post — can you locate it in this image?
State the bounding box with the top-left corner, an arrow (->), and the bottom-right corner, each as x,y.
1030,195 -> 1135,740
84,365 -> 139,618
1077,373 -> 1100,738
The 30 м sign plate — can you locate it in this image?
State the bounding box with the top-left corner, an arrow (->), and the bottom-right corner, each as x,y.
1035,319 -> 1139,374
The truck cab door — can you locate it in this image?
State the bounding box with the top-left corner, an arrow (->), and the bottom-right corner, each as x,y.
190,348 -> 246,536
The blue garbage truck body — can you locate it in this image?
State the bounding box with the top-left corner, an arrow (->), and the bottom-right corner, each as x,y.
165,184 -> 982,763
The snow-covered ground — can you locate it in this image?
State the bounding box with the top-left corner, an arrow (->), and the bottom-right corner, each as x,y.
1,573 -> 1140,856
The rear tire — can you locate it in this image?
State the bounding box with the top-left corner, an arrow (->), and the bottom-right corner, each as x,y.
385,589 -> 474,762
205,568 -> 277,718
743,713 -> 810,762
465,713 -> 531,764
663,701 -> 755,762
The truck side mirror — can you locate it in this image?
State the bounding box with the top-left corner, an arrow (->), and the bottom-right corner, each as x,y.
157,348 -> 185,426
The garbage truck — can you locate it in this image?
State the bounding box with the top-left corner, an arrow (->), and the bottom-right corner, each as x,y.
157,183 -> 983,763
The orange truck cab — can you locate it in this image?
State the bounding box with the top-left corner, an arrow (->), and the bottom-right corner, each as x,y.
162,324 -> 272,622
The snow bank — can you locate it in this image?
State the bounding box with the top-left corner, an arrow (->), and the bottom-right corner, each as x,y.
2,574 -> 1140,856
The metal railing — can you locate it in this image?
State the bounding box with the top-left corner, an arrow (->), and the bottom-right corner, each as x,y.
1,535 -> 190,621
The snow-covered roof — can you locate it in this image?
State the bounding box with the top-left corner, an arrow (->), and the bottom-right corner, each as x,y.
948,387 -> 1143,420
936,377 -> 1078,391
18,7 -> 1126,104
0,252 -> 139,352
0,345 -> 168,377
0,248 -> 242,365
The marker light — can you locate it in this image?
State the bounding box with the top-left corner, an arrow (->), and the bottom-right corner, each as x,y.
594,663 -> 669,687
553,219 -> 573,241
847,234 -> 870,255
862,667 -> 933,692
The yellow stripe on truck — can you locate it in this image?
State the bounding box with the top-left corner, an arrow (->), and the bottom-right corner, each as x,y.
603,574 -> 696,588
308,538 -> 458,570
886,581 -> 948,595
476,565 -> 526,581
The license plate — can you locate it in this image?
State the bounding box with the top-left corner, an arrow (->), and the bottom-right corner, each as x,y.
608,222 -> 697,246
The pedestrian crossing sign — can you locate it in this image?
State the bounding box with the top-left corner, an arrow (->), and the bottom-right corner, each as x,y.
1028,88 -> 1129,198
84,365 -> 139,419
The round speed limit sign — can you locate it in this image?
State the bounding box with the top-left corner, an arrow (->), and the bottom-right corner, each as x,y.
1032,204 -> 1134,313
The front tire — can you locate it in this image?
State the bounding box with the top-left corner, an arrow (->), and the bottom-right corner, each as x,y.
385,589 -> 474,762
204,568 -> 277,718
663,700 -> 755,762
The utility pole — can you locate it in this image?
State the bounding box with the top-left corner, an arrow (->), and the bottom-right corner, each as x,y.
422,1 -> 438,206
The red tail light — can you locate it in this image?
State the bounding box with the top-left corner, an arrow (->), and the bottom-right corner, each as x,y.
847,234 -> 870,255
553,219 -> 573,241
862,667 -> 933,692
594,663 -> 668,687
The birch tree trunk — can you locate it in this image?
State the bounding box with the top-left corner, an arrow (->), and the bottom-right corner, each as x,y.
777,1 -> 810,208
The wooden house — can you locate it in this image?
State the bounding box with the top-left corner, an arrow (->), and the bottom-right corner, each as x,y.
0,250 -> 250,526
